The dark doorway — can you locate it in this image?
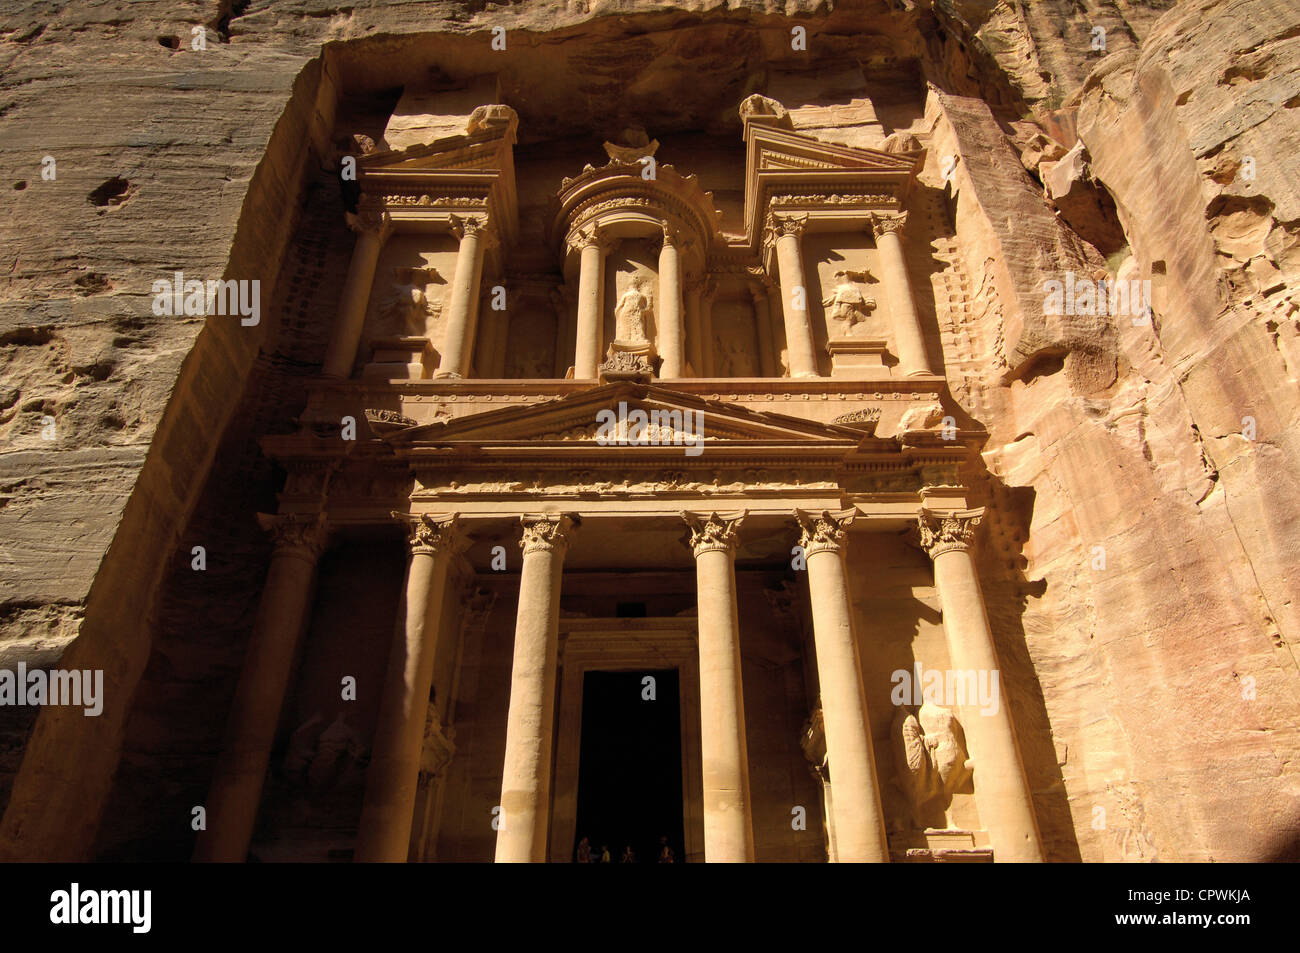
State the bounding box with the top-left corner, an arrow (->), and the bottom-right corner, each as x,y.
572,669 -> 684,864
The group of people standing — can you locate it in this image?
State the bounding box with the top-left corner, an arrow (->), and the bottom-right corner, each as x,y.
574,836 -> 676,863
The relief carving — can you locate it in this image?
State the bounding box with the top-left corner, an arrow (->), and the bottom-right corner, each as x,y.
890,702 -> 974,829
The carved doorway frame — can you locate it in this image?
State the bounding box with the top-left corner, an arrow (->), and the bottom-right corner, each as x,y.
549,617 -> 704,863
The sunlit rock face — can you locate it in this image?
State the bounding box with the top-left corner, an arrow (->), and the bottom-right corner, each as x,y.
1,0 -> 1297,864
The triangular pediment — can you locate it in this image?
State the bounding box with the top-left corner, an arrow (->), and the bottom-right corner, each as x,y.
749,124 -> 920,175
360,129 -> 511,175
385,383 -> 874,455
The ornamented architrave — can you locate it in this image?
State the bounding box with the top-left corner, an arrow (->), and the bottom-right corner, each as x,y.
682,511 -> 746,557
519,513 -> 579,556
795,507 -> 858,556
256,512 -> 329,562
392,512 -> 468,557
917,508 -> 985,559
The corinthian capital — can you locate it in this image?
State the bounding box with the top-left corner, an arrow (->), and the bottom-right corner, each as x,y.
257,512 -> 328,561
763,211 -> 809,249
917,508 -> 984,559
519,513 -> 579,556
346,208 -> 393,239
683,511 -> 746,557
795,508 -> 857,556
450,212 -> 492,242
393,512 -> 468,557
565,224 -> 611,256
870,212 -> 908,241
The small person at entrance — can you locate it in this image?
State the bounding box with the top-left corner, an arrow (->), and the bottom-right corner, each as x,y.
576,836 -> 591,863
599,844 -> 611,863
620,845 -> 636,863
657,836 -> 674,863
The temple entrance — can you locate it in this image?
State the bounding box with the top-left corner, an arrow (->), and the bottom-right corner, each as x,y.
571,669 -> 685,863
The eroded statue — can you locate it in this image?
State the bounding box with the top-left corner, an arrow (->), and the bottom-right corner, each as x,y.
614,278 -> 652,344
890,701 -> 974,829
378,265 -> 442,336
822,269 -> 877,335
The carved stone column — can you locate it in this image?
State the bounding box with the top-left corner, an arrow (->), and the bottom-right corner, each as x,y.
685,278 -> 705,378
749,280 -> 777,378
795,509 -> 889,862
355,514 -> 467,862
496,514 -> 579,862
193,513 -> 328,862
871,213 -> 933,377
322,211 -> 393,379
767,212 -> 819,378
684,512 -> 755,862
571,227 -> 608,379
700,277 -> 717,377
436,215 -> 492,379
657,225 -> 687,379
918,509 -> 1044,862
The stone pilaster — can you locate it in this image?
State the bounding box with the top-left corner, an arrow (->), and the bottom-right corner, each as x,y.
495,514 -> 579,862
918,508 -> 1044,862
684,511 -> 755,862
321,210 -> 393,379
193,512 -> 328,862
870,213 -> 933,377
749,278 -> 777,378
354,514 -> 468,862
795,508 -> 889,862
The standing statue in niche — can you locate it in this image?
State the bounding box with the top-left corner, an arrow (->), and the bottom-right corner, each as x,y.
822,269 -> 877,336
614,277 -> 653,344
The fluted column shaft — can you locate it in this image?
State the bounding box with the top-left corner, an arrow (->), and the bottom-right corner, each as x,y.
194,513 -> 327,862
768,213 -> 819,378
496,514 -> 578,862
354,515 -> 466,862
872,213 -> 933,376
797,509 -> 889,862
920,509 -> 1043,862
322,213 -> 391,379
685,512 -> 755,862
657,228 -> 686,379
572,230 -> 607,379
437,216 -> 490,379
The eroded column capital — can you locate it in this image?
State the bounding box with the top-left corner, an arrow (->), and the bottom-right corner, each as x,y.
450,212 -> 494,243
257,512 -> 329,561
870,211 -> 908,241
519,513 -> 579,556
795,508 -> 857,556
917,507 -> 984,559
566,223 -> 612,256
392,512 -> 469,557
763,210 -> 809,248
346,208 -> 394,241
683,511 -> 746,557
